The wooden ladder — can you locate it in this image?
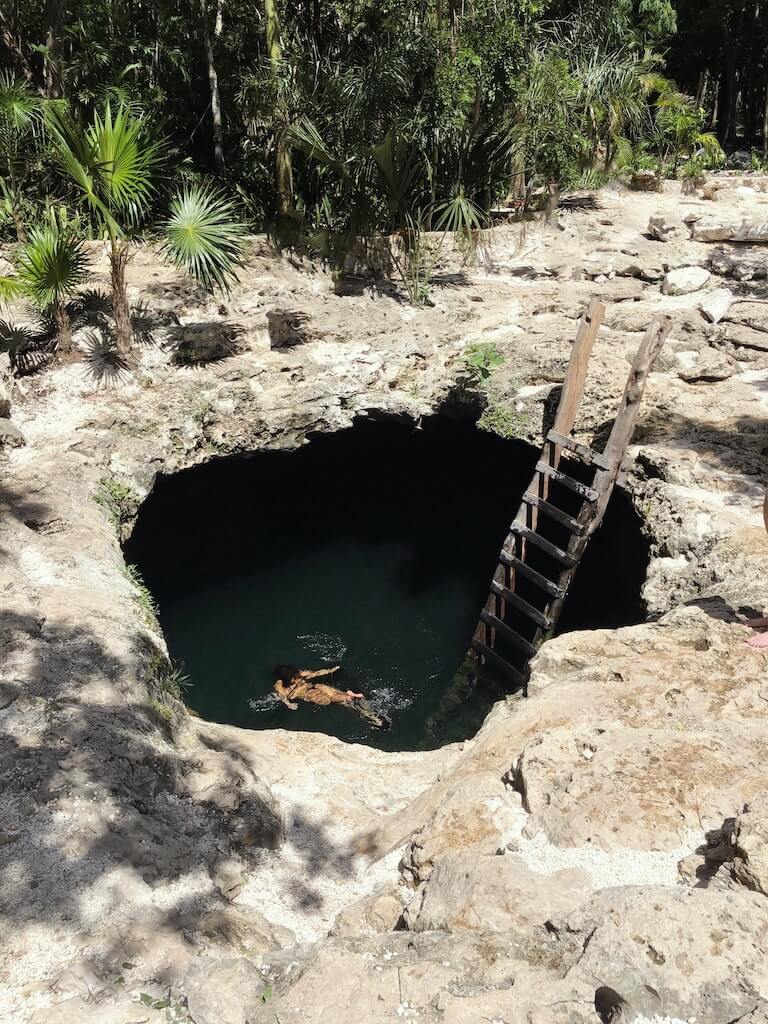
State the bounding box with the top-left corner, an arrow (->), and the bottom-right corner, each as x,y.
471,298 -> 672,689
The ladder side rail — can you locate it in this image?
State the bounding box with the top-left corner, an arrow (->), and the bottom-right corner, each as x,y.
601,317 -> 672,472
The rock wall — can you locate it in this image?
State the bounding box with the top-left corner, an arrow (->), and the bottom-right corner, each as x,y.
2,179 -> 768,1023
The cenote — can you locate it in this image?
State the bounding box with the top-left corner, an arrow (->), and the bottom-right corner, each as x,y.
125,417 -> 650,751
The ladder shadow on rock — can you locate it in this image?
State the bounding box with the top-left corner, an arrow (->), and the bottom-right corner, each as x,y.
471,297 -> 672,692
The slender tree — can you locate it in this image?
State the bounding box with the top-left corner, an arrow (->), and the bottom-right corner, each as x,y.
50,102 -> 245,357
200,0 -> 226,175
264,0 -> 292,214
15,222 -> 90,358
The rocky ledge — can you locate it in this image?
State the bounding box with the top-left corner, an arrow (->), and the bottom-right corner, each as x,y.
2,179 -> 768,1024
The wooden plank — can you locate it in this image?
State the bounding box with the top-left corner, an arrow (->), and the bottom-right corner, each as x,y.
509,522 -> 576,565
553,297 -> 606,435
490,579 -> 552,629
471,639 -> 528,686
521,492 -> 585,534
534,461 -> 599,501
601,317 -> 672,476
547,430 -> 612,470
498,550 -> 565,597
479,611 -> 537,657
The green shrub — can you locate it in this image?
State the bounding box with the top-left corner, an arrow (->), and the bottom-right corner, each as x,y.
148,699 -> 174,724
459,342 -> 504,388
94,477 -> 139,532
148,651 -> 191,701
122,563 -> 159,627
478,402 -> 531,439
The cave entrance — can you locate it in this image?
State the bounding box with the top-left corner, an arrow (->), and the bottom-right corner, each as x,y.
124,417 -> 650,751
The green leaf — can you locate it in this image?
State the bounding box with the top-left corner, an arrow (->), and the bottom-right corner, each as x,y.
15,224 -> 90,311
160,184 -> 246,293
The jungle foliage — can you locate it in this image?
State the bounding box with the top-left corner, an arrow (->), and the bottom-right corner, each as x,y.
0,0 -> 736,323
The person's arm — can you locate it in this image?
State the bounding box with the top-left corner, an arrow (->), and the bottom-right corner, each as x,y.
301,666 -> 340,680
274,680 -> 298,709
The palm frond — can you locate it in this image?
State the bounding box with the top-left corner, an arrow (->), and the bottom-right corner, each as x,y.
0,274 -> 23,305
160,185 -> 246,293
15,225 -> 90,311
87,103 -> 163,221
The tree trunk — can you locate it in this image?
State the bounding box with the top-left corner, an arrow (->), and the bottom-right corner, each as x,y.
763,84 -> 768,158
53,299 -> 73,359
42,0 -> 65,97
11,201 -> 26,243
110,243 -> 133,357
265,0 -> 292,214
200,0 -> 225,175
695,69 -> 708,110
544,181 -> 560,225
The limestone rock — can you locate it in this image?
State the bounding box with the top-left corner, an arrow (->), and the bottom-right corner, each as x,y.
551,886 -> 768,1024
331,884 -> 405,936
184,956 -> 269,1024
198,906 -> 296,955
30,995 -> 165,1023
732,793 -> 768,895
692,218 -> 768,243
710,247 -> 768,280
677,350 -> 734,383
378,770 -> 524,884
404,850 -> 591,935
630,170 -> 662,192
0,418 -> 25,446
647,215 -> 679,241
699,287 -> 734,323
241,931 -> 559,1024
662,266 -> 711,295
723,321 -> 768,352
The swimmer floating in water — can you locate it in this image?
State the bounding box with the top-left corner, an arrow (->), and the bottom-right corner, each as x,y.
272,664 -> 391,729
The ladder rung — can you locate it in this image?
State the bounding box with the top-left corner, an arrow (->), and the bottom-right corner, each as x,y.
471,639 -> 528,686
490,580 -> 552,630
547,430 -> 613,470
535,461 -> 599,501
480,610 -> 537,657
509,523 -> 576,566
498,552 -> 565,598
521,493 -> 585,534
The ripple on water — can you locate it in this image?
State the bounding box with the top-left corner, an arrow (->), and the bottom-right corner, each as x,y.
297,632 -> 349,662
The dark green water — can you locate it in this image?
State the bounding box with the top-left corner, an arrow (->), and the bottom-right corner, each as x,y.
124,418 -> 649,750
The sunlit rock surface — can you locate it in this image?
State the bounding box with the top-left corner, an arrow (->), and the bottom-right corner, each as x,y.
3,178 -> 768,1022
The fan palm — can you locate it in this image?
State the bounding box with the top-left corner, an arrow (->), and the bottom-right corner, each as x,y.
0,73 -> 48,241
15,224 -> 90,358
49,102 -> 245,358
161,185 -> 246,292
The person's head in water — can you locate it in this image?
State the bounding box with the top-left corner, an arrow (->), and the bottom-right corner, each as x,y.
274,664 -> 301,685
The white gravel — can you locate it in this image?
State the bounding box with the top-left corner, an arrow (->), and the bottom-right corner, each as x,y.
238,809 -> 405,941
497,794 -> 702,889
515,827 -> 704,888
633,1017 -> 692,1024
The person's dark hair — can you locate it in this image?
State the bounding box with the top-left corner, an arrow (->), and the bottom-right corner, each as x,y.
273,664 -> 300,684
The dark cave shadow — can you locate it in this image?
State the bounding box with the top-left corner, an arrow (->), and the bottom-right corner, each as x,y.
163,321 -> 245,367
1,590 -> 370,951
0,608 -> 285,937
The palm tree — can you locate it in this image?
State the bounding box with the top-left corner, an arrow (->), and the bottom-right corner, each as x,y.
15,222 -> 90,358
0,73 -> 48,241
49,102 -> 245,358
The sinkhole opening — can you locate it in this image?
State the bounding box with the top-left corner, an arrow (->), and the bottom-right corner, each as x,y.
124,417 -> 650,751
